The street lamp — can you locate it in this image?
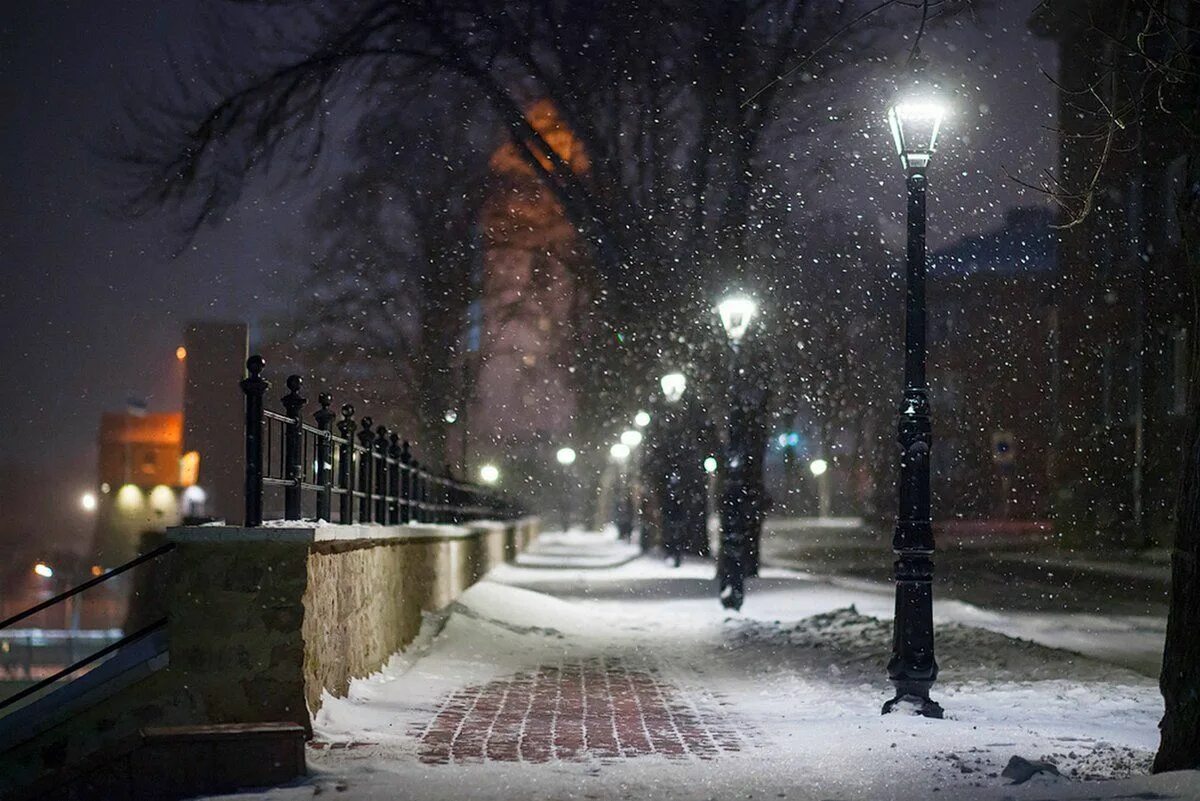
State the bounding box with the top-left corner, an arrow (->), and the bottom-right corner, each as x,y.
660,372 -> 687,403
634,410 -> 651,428
717,296 -> 757,347
620,429 -> 643,449
809,459 -> 831,519
556,447 -> 577,531
479,463 -> 500,485
881,89 -> 948,719
717,294 -> 759,611
80,491 -> 97,512
610,442 -> 630,461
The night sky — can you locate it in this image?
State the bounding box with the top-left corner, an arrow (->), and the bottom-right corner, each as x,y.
0,1 -> 1056,549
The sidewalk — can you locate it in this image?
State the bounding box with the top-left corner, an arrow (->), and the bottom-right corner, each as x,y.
208,531 -> 1199,801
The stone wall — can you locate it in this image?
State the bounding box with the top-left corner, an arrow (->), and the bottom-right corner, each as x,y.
167,519 -> 538,729
0,518 -> 537,797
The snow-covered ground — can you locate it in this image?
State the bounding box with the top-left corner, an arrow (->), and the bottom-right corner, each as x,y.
204,531 -> 1200,801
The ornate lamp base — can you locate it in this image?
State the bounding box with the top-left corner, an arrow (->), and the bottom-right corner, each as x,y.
882,691 -> 944,719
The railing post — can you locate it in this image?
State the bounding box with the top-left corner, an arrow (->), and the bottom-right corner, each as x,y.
399,441 -> 412,524
388,433 -> 402,524
358,417 -> 375,522
337,404 -> 356,523
447,467 -> 461,524
432,471 -> 443,524
420,463 -> 430,523
281,375 -> 307,521
239,356 -> 269,527
412,460 -> 424,523
314,393 -> 335,522
374,424 -> 389,524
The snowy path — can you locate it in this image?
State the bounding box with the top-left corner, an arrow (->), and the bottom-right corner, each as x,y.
207,531 -> 1200,801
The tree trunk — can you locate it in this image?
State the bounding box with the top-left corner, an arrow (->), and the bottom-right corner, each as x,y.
1156,396 -> 1200,771
1155,154 -> 1200,773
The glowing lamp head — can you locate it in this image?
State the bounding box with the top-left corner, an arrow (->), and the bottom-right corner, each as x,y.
479,464 -> 500,485
809,458 -> 829,477
703,456 -> 718,475
660,372 -> 687,404
887,96 -> 947,170
33,563 -> 53,578
718,296 -> 757,345
620,429 -> 643,448
610,443 -> 631,461
634,410 -> 651,428
80,492 -> 97,512
556,447 -> 577,466
175,346 -> 187,362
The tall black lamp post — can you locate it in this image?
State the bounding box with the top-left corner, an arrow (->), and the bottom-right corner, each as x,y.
881,93 -> 948,718
717,295 -> 757,610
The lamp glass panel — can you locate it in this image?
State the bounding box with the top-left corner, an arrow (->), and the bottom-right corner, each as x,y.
718,297 -> 757,344
660,372 -> 687,402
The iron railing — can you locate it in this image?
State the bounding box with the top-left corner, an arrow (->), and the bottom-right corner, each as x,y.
242,355 -> 518,526
0,544 -> 175,713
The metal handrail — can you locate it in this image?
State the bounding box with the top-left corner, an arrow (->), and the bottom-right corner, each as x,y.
0,618 -> 167,713
0,543 -> 176,631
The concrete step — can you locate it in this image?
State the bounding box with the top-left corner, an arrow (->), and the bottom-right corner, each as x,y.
131,722 -> 307,800
20,722 -> 307,800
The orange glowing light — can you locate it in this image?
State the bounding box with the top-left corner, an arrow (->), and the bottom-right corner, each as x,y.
175,346 -> 187,361
179,450 -> 201,487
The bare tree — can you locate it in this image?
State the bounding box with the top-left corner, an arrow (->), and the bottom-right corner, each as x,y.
115,0 -> 954,428
276,74 -> 498,468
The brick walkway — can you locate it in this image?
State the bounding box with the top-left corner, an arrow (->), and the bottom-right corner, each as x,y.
415,656 -> 749,764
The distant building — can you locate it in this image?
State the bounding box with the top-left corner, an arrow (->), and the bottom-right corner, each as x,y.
87,322 -> 248,563
92,411 -> 184,565
182,322 -> 249,525
473,101 -> 585,460
928,206 -> 1057,520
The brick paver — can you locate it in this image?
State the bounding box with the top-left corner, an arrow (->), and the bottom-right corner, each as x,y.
415,656 -> 748,763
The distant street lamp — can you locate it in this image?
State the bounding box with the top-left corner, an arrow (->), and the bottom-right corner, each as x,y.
80,491 -> 97,512
556,447 -> 577,531
479,463 -> 500,485
620,429 -> 643,449
881,89 -> 948,719
634,410 -> 651,428
809,459 -> 831,519
717,296 -> 757,346
717,294 -> 759,611
610,442 -> 631,461
660,372 -> 687,404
